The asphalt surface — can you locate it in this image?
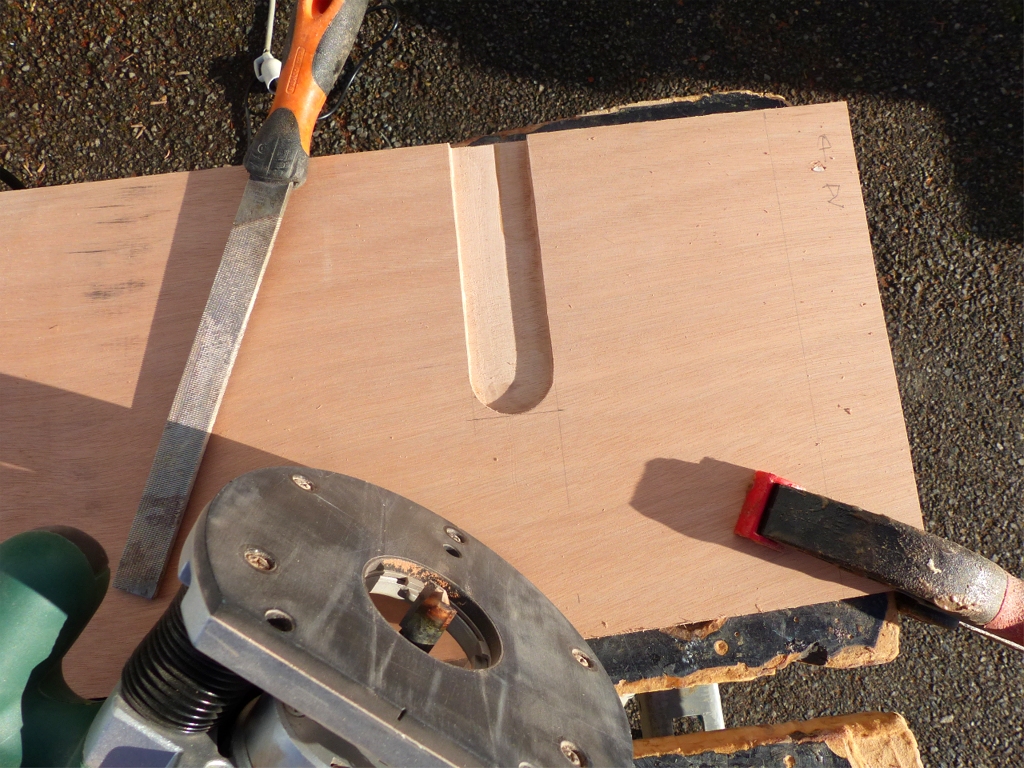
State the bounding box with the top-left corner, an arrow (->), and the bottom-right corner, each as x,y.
1,1 -> 1021,765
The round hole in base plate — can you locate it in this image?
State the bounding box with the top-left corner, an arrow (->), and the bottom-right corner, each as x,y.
443,544 -> 462,558
265,609 -> 295,632
363,557 -> 500,669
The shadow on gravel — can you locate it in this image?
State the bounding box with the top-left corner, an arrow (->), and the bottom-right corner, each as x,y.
210,51 -> 261,166
398,0 -> 1022,242
208,1 -> 278,166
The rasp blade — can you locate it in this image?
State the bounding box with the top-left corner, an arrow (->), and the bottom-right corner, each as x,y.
114,179 -> 292,598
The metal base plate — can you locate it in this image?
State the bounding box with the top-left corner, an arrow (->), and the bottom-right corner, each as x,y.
178,467 -> 632,767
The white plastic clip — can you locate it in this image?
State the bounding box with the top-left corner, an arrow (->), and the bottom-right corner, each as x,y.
253,0 -> 282,92
253,52 -> 283,91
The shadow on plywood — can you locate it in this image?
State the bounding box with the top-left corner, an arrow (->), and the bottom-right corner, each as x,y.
629,456 -> 855,590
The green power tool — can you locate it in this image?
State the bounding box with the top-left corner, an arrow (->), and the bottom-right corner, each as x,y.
0,468 -> 632,767
0,527 -> 110,766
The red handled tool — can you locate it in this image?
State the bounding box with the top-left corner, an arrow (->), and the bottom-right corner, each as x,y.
735,471 -> 1024,650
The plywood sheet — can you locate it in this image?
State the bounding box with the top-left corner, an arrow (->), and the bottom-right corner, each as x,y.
0,102 -> 919,698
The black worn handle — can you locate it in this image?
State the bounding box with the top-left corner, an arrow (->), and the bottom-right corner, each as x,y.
761,484 -> 1011,626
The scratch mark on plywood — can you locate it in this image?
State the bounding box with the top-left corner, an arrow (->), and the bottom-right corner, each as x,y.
0,461 -> 35,473
508,416 -> 519,498
553,383 -> 572,512
467,408 -> 564,422
85,280 -> 146,300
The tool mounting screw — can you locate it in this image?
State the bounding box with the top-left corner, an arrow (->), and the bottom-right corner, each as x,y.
291,474 -> 314,491
445,526 -> 465,544
559,741 -> 586,767
243,547 -> 277,572
571,648 -> 595,669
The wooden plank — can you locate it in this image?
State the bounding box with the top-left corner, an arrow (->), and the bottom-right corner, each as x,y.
0,102 -> 919,698
593,594 -> 900,694
633,712 -> 923,768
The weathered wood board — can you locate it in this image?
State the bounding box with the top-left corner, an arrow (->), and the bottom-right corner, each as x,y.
0,102 -> 920,697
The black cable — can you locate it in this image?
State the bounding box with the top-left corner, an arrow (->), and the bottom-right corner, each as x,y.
242,74 -> 261,149
243,1 -> 399,148
0,166 -> 26,190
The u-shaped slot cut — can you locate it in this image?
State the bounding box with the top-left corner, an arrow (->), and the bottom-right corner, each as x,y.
450,141 -> 554,414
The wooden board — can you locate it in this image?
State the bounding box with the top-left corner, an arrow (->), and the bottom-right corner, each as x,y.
0,102 -> 920,698
634,712 -> 923,767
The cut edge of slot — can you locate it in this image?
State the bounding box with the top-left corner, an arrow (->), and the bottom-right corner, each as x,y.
449,141 -> 553,415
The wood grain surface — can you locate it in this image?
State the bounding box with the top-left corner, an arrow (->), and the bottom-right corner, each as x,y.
0,102 -> 920,698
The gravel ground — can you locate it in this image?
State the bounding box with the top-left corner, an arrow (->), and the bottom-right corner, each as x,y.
1,1 -> 1021,765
